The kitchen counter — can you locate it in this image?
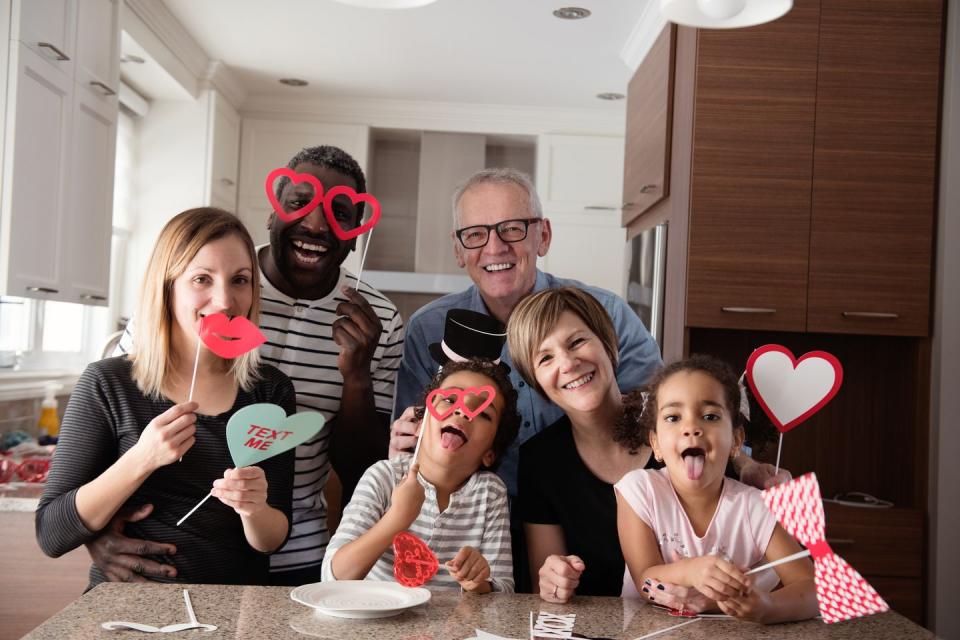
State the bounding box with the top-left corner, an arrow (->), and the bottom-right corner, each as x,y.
23,582 -> 937,639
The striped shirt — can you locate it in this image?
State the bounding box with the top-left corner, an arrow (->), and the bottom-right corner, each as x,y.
117,259 -> 404,575
321,456 -> 513,592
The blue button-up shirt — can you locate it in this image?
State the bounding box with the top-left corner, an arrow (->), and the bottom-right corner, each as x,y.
394,270 -> 663,497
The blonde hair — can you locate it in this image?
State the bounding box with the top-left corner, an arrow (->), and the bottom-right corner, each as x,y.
506,287 -> 619,396
131,207 -> 261,398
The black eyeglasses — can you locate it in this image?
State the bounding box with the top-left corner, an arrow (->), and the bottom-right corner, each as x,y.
455,218 -> 542,249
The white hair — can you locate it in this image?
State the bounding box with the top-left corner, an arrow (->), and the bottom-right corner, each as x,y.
451,168 -> 543,229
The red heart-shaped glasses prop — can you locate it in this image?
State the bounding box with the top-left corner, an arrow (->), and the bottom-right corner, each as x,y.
745,344 -> 843,433
425,386 -> 496,422
265,168 -> 324,224
322,185 -> 381,241
393,531 -> 438,588
198,313 -> 267,359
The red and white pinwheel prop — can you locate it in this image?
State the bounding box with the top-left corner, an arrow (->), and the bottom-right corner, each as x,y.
761,473 -> 888,624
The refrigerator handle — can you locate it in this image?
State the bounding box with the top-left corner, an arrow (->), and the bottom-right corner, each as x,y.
650,222 -> 668,349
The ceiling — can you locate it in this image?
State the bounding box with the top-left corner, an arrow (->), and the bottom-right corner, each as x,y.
159,0 -> 650,110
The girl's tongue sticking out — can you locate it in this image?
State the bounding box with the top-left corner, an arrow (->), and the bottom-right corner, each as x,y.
682,448 -> 706,480
440,426 -> 468,451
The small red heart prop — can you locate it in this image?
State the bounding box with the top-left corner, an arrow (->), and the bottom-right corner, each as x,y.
265,168 -> 324,224
746,344 -> 843,433
199,313 -> 267,359
393,531 -> 438,588
425,386 -> 496,422
322,185 -> 382,241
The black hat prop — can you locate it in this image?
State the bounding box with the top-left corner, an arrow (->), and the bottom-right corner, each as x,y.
428,309 -> 507,367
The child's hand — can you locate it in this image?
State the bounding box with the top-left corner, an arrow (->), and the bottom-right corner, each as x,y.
130,402 -> 198,471
212,467 -> 269,517
446,546 -> 491,592
387,462 -> 425,529
641,579 -> 714,613
687,555 -> 749,602
715,582 -> 772,623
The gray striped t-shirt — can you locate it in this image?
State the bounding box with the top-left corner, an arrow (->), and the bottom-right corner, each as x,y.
321,456 -> 513,592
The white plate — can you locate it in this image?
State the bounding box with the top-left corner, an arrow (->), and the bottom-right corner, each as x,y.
290,581 -> 431,619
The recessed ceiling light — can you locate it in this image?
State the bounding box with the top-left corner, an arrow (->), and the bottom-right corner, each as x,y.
553,7 -> 591,19
279,78 -> 309,87
120,54 -> 146,64
597,92 -> 625,101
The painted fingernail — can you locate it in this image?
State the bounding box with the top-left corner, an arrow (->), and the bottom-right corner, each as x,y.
642,587 -> 649,593
649,596 -> 655,601
657,584 -> 665,590
644,579 -> 652,585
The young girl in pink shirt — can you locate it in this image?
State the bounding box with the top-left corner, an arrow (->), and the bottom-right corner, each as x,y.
615,355 -> 818,624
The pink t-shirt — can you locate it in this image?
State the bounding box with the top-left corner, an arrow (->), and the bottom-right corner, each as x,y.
615,468 -> 778,599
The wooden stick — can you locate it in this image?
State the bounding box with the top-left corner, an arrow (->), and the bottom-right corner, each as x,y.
631,617 -> 701,639
355,227 -> 373,291
411,413 -> 427,463
774,432 -> 783,475
745,548 -> 811,575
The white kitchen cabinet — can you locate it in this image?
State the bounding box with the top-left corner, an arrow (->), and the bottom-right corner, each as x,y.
63,82 -> 117,303
13,0 -> 76,77
74,0 -> 119,100
237,118 -> 369,247
0,0 -> 119,305
1,42 -> 73,300
206,90 -> 241,212
535,134 -> 628,295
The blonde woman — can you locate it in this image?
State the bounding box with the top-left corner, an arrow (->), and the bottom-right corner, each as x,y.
37,208 -> 295,588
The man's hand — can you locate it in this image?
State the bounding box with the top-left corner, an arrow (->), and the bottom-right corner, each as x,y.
84,504 -> 177,582
446,546 -> 492,593
333,286 -> 383,383
739,459 -> 792,490
641,579 -> 714,613
388,406 -> 420,458
538,554 -> 585,603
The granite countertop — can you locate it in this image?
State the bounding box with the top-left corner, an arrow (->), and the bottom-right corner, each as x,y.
0,482 -> 43,511
23,582 -> 937,640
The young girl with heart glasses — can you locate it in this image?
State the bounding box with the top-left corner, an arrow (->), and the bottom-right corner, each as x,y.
36,208 -> 296,588
615,355 -> 817,623
322,359 -> 521,593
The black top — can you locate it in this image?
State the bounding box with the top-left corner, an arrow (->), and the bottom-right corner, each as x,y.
36,356 -> 296,588
517,415 -> 658,597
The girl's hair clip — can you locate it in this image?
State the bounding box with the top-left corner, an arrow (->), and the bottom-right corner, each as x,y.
639,391 -> 650,417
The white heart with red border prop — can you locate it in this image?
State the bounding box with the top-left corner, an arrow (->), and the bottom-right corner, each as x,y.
745,344 -> 843,433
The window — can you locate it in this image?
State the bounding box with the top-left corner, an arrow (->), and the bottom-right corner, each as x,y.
0,296 -> 107,370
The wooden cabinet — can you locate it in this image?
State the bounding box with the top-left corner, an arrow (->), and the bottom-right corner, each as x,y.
1,0 -> 119,306
621,25 -> 675,227
683,0 -> 943,337
807,0 -> 942,336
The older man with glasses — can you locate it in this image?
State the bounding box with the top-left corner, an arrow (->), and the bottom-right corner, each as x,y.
389,168 -> 662,497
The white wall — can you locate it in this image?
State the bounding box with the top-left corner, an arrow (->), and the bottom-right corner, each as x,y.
929,0 -> 960,634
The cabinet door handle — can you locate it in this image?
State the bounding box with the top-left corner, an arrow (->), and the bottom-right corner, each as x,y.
842,311 -> 899,319
621,202 -> 636,209
26,286 -> 59,294
80,294 -> 107,301
219,178 -> 236,187
89,81 -> 116,96
584,205 -> 616,211
37,42 -> 70,61
721,306 -> 776,314
639,184 -> 657,193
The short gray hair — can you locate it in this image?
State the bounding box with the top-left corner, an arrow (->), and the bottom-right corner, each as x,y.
451,168 -> 543,229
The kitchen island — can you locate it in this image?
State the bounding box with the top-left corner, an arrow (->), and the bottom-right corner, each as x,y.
23,582 -> 937,639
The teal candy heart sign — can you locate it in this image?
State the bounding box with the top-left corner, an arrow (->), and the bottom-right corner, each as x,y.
227,404 -> 326,467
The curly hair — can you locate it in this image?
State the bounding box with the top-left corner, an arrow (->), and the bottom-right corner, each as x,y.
275,145 -> 367,219
613,354 -> 777,454
414,359 -> 521,471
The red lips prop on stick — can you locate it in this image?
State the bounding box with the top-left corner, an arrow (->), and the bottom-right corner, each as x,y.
748,473 -> 889,624
745,344 -> 843,473
198,314 -> 267,359
393,531 -> 439,588
265,168 -> 324,224
411,386 -> 498,462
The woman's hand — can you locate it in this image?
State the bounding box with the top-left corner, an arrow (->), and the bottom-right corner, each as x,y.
387,462 -> 425,529
538,554 -> 585,603
130,402 -> 198,472
686,555 -> 749,602
212,466 -> 269,517
446,546 -> 492,593
715,583 -> 771,623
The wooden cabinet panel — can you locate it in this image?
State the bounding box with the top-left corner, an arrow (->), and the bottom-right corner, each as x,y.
807,0 -> 943,336
686,0 -> 820,332
621,25 -> 674,226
